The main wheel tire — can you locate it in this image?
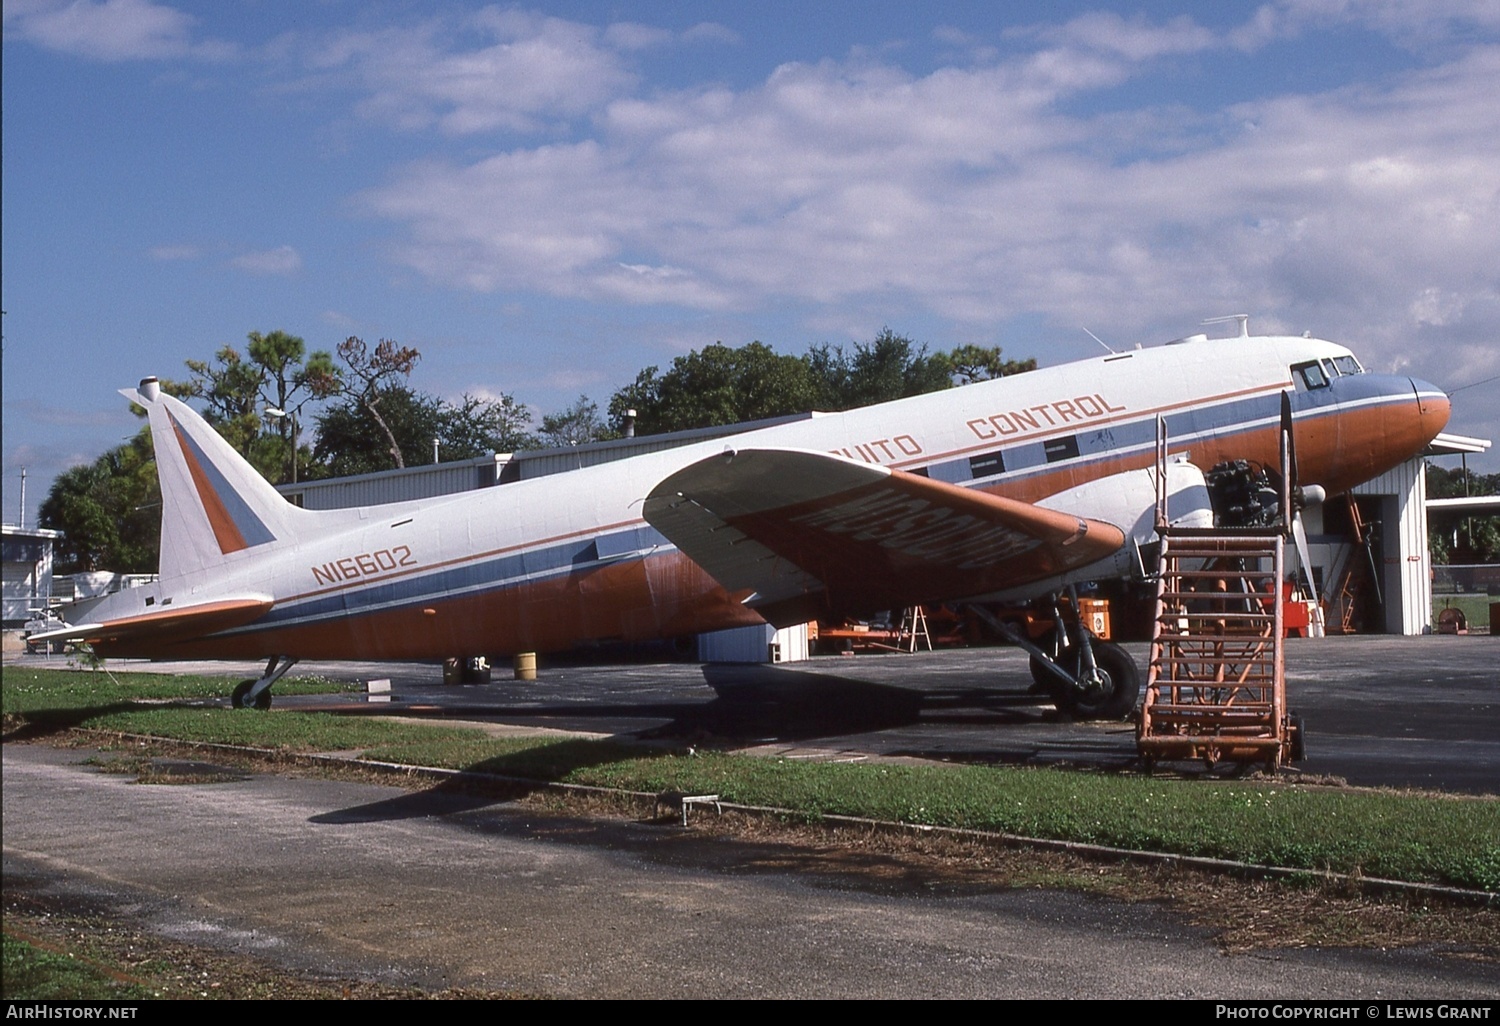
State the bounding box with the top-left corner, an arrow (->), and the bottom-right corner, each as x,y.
231,679 -> 271,710
1049,639 -> 1139,721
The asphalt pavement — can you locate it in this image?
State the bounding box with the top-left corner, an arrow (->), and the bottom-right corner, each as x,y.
22,634 -> 1494,792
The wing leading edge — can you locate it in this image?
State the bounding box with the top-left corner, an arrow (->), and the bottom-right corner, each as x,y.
644,448 -> 1125,627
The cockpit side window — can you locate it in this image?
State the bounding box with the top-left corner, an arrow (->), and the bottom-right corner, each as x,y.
1292,360 -> 1329,390
1333,355 -> 1362,376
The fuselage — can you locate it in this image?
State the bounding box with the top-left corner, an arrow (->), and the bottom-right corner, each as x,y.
88,333 -> 1449,661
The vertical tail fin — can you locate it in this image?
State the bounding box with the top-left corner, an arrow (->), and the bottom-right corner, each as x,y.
124,377 -> 306,581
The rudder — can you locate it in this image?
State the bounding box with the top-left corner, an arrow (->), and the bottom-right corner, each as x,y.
123,377 -> 308,581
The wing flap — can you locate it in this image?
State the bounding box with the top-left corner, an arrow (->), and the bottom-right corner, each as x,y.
645,449 -> 1125,626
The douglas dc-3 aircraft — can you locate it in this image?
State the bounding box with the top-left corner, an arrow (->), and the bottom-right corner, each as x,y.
37,324 -> 1449,717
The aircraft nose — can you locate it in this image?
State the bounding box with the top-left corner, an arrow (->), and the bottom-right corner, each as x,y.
1409,377 -> 1451,445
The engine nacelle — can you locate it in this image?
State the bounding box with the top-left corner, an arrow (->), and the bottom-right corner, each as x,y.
980,462 -> 1211,600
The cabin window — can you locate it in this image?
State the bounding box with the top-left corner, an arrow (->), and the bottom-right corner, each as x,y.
969,451 -> 1005,478
1292,360 -> 1329,390
1044,436 -> 1080,463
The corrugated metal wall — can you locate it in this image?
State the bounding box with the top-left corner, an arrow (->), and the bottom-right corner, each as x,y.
1352,457 -> 1432,635
281,455 -> 506,510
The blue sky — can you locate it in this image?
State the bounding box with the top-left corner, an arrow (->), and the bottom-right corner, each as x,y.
5,0 -> 1499,527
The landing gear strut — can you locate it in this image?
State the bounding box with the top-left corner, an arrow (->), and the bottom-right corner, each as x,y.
231,656 -> 298,710
967,589 -> 1140,722
1032,628 -> 1139,720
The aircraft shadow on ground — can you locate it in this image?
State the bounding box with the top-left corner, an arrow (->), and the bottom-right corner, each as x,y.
312,664 -> 1055,826
389,662 -> 1049,744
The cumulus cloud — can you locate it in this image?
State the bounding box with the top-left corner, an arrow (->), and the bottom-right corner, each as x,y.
230,245 -> 302,275
3,0 -> 232,61
355,8 -> 1498,448
308,9 -> 638,135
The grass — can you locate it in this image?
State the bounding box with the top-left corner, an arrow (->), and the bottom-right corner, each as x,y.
5,667 -> 1498,892
2,934 -> 155,1000
363,738 -> 1500,892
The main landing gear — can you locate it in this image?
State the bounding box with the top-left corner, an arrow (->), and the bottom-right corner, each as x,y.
1027,625 -> 1139,720
231,656 -> 299,710
965,591 -> 1140,722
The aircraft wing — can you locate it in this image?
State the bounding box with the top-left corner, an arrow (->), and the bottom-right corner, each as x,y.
643,448 -> 1125,627
26,597 -> 273,650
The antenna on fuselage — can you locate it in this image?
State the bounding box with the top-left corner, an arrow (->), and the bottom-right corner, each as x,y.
1202,314 -> 1251,338
1082,328 -> 1117,354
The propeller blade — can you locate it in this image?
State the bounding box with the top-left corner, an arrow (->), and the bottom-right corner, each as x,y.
1291,512 -> 1326,635
1281,390 -> 1299,496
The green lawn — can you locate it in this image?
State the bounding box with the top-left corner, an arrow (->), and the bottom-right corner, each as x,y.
6,667 -> 1498,892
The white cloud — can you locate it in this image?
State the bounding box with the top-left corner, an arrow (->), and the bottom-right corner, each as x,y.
3,0 -> 232,61
1231,0 -> 1500,51
358,13 -> 1499,440
311,9 -> 636,135
230,245 -> 302,275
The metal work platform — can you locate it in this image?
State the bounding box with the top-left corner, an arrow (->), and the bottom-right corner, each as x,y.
1139,530 -> 1299,771
1136,412 -> 1303,772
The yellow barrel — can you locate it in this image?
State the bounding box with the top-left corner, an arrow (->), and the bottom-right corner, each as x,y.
514,651 -> 537,681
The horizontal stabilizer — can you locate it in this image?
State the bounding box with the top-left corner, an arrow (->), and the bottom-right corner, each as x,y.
644,449 -> 1125,626
27,597 -> 274,649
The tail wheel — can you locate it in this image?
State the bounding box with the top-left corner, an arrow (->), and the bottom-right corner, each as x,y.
231,679 -> 272,710
1051,639 -> 1140,721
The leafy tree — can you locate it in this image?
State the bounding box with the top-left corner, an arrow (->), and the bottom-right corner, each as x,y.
608,341 -> 816,435
170,329 -> 339,483
1426,464 -> 1500,564
335,336 -> 422,469
441,393 -> 538,456
314,386 -> 442,477
609,331 -> 1033,435
314,386 -> 537,475
941,343 -> 1037,384
805,328 -> 953,410
540,396 -> 609,447
39,428 -> 160,573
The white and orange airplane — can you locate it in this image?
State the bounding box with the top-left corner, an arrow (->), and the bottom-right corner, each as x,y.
37,323 -> 1449,717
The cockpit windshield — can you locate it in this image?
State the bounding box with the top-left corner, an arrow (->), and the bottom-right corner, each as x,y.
1293,354 -> 1363,390
1292,361 -> 1329,390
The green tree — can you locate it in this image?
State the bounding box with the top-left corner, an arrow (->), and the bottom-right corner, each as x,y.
334,336 -> 422,469
314,387 -> 537,475
608,341 -> 816,435
171,329 -> 339,484
805,328 -> 952,410
39,428 -> 160,573
609,331 -> 1034,436
941,343 -> 1037,384
314,386 -> 442,477
441,393 -> 538,456
541,396 -> 609,447
1426,464 -> 1500,564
